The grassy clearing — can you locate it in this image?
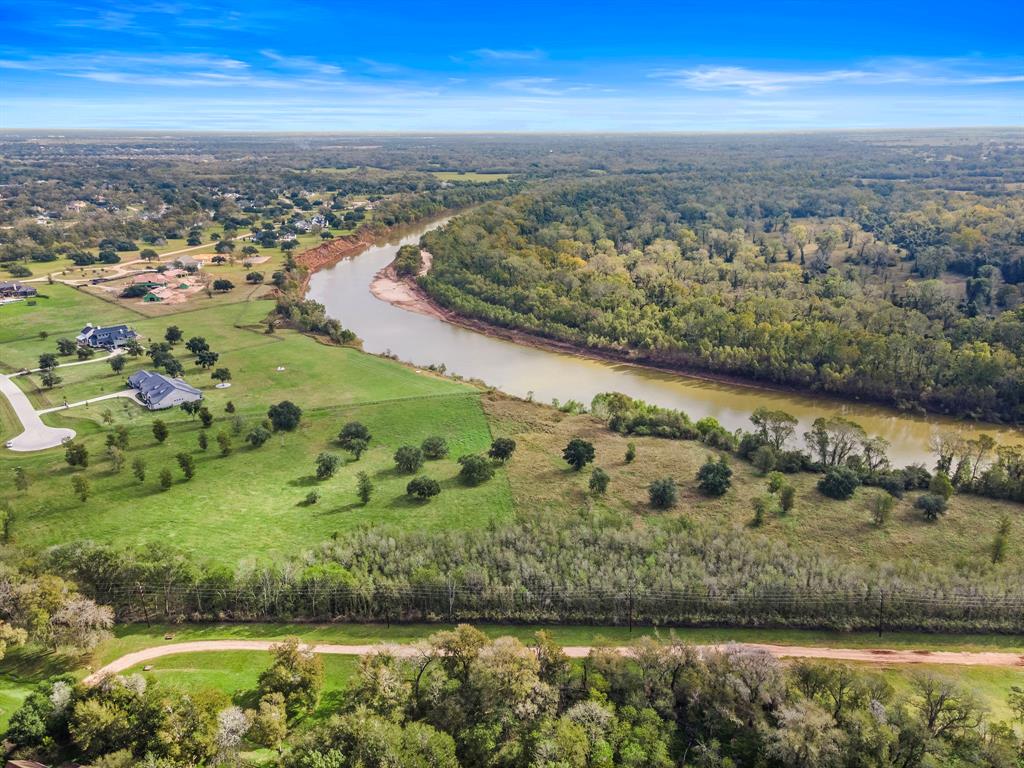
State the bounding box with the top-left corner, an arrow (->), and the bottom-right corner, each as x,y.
430,171 -> 512,182
484,396 -> 1024,570
2,301 -> 510,566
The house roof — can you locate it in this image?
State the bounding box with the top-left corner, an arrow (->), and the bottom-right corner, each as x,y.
78,324 -> 136,340
128,370 -> 202,402
132,273 -> 167,284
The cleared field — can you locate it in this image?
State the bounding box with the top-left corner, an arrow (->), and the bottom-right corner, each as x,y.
430,171 -> 512,182
485,396 -> 1024,570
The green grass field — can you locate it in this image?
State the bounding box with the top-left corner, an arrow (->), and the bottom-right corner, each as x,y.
1,290 -> 511,566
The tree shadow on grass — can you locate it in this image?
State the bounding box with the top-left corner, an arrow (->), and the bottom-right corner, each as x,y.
288,474 -> 319,488
320,501 -> 365,515
386,494 -> 427,510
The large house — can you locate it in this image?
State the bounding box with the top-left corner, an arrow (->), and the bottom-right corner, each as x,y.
128,370 -> 203,410
0,281 -> 37,298
77,323 -> 139,349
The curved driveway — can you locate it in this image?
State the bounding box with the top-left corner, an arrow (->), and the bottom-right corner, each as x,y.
0,373 -> 75,451
82,639 -> 1024,687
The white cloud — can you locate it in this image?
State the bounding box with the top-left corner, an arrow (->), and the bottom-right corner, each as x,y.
655,60 -> 1024,94
471,48 -> 545,61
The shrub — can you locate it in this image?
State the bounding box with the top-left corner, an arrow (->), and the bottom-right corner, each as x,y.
268,400 -> 302,431
213,279 -> 235,292
870,492 -> 894,527
562,438 -> 595,471
929,472 -> 954,500
780,484 -> 796,513
315,452 -> 341,480
488,437 -> 517,463
751,445 -> 778,474
357,471 -> 373,504
176,453 -> 196,480
393,445 -> 424,474
648,477 -> 678,509
766,471 -> 786,493
248,426 -> 272,447
339,422 -> 371,451
818,467 -> 861,500
915,493 -> 947,521
304,490 -> 321,506
697,457 -> 732,496
407,476 -> 441,500
159,468 -> 173,491
421,436 -> 449,460
589,467 -> 609,495
624,442 -> 636,463
458,454 -> 494,486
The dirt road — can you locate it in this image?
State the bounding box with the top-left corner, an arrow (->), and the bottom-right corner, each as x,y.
83,639 -> 1024,686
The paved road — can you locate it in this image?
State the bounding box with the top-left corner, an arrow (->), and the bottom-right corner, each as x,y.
37,389 -> 138,415
82,639 -> 1024,686
0,373 -> 75,451
1,350 -> 133,450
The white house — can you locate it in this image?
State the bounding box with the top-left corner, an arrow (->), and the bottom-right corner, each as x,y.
128,370 -> 203,410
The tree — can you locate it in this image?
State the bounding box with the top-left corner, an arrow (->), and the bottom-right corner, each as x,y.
258,637 -> 324,717
750,408 -> 798,450
315,452 -> 341,480
38,352 -> 58,371
248,693 -> 288,751
213,279 -> 234,292
164,358 -> 185,377
132,457 -> 146,482
140,248 -> 158,261
563,438 -> 595,471
199,407 -> 213,428
196,350 -> 219,369
991,516 -> 1011,563
488,437 -> 516,463
40,370 -> 62,389
870,492 -> 894,527
751,445 -> 778,474
625,442 -> 636,463
211,367 -> 231,384
216,431 -> 232,456
339,421 -> 372,451
185,336 -> 209,355
422,436 -> 449,460
697,456 -> 732,496
818,467 -> 860,500
246,271 -> 265,284
407,476 -> 441,500
268,400 -> 302,431
176,453 -> 196,480
248,426 -> 271,448
780,483 -> 796,513
65,441 -> 89,468
71,475 -> 90,502
108,355 -> 126,374
649,477 -> 678,509
357,471 -> 373,504
165,326 -> 183,345
394,445 -> 424,474
180,400 -> 201,420
56,337 -> 77,356
589,467 -> 609,495
159,468 -> 173,491
458,453 -> 494,485
804,417 -> 866,468
916,493 -> 947,521
152,419 -> 169,443
76,346 -> 95,361
929,472 -> 954,501
107,445 -> 124,473
197,431 -> 208,451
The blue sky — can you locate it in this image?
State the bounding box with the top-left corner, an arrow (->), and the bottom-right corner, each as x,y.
1,0 -> 1022,130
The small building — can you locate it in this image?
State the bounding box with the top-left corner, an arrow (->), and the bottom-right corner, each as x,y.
6,761 -> 51,768
174,255 -> 202,271
143,287 -> 175,303
131,273 -> 168,287
0,281 -> 38,298
76,323 -> 138,349
128,370 -> 203,410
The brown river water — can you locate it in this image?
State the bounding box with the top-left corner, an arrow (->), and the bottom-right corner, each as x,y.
307,218 -> 1023,466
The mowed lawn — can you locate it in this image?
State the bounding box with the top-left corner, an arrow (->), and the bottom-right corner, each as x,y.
1,297 -> 512,566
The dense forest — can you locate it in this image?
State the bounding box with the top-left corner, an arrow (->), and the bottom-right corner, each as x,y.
7,627 -> 1023,768
420,137 -> 1024,421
